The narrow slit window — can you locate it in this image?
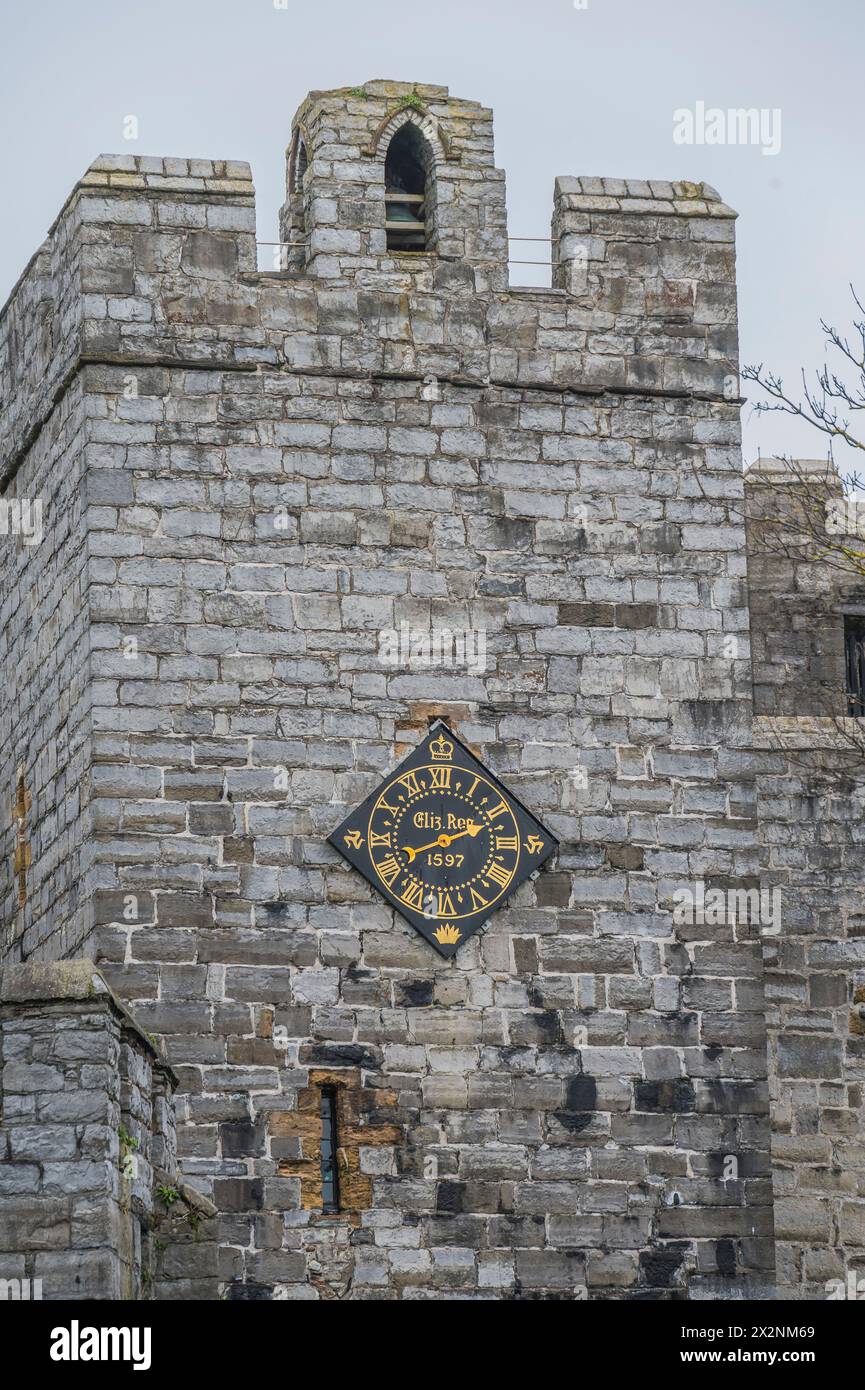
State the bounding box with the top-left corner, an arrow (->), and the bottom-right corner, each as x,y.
385,124 -> 430,252
320,1087 -> 340,1212
13,766 -> 31,907
288,130 -> 308,196
295,138 -> 308,188
845,615 -> 865,717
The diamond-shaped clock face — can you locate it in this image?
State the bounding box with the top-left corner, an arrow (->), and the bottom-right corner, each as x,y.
328,722 -> 558,957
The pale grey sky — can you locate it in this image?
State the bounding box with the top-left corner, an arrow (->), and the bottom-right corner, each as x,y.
3,0 -> 862,471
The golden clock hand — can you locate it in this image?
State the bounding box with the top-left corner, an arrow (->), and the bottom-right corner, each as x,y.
402,822 -> 482,863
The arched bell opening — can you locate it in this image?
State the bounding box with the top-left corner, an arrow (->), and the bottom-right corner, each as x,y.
384,122 -> 435,253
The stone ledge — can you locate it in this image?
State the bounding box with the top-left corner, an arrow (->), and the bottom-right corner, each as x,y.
554,176 -> 736,218
88,153 -> 253,183
509,285 -> 568,298
77,175 -> 255,196
0,959 -> 178,1086
0,958 -> 109,1004
745,456 -> 841,481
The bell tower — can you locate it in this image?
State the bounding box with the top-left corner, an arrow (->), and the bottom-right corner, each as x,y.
278,80 -> 509,291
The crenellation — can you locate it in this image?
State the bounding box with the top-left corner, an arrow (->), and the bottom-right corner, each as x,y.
1,78 -> 863,1303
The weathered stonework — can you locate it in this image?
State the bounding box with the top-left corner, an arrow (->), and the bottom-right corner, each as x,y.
273,1067 -> 402,1214
0,960 -> 218,1300
745,457 -> 864,718
752,724 -> 865,1297
1,80 -> 862,1301
743,461 -> 865,1296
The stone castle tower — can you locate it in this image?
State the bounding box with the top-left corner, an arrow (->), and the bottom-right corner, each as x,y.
1,81 -> 863,1302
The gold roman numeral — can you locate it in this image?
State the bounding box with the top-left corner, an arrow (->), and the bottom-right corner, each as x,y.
487,799 -> 509,822
376,854 -> 401,886
495,835 -> 518,851
399,879 -> 426,911
437,889 -> 456,916
377,797 -> 399,817
429,765 -> 452,791
369,830 -> 391,848
486,861 -> 511,888
397,772 -> 423,798
469,887 -> 489,910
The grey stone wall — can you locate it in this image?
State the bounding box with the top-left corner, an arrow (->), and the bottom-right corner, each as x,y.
0,369 -> 92,961
752,726 -> 865,1298
78,362 -> 770,1300
0,81 -> 797,1301
551,175 -> 737,400
0,960 -> 219,1301
0,961 -> 182,1297
0,171 -> 94,963
0,962 -> 133,1299
0,185 -> 84,472
744,458 -> 865,1298
745,457 -> 865,719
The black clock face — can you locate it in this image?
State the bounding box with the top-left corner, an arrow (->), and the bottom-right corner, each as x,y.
328,723 -> 558,956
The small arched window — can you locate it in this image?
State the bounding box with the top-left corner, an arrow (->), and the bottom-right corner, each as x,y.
289,132 -> 308,196
384,123 -> 432,252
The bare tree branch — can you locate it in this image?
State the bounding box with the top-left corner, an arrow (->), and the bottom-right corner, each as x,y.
742,285 -> 865,455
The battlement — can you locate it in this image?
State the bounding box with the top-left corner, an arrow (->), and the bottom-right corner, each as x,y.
9,83 -> 862,1305
0,89 -> 742,486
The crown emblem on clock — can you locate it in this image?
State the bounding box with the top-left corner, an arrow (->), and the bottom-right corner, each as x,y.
433,923 -> 461,945
430,731 -> 454,761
